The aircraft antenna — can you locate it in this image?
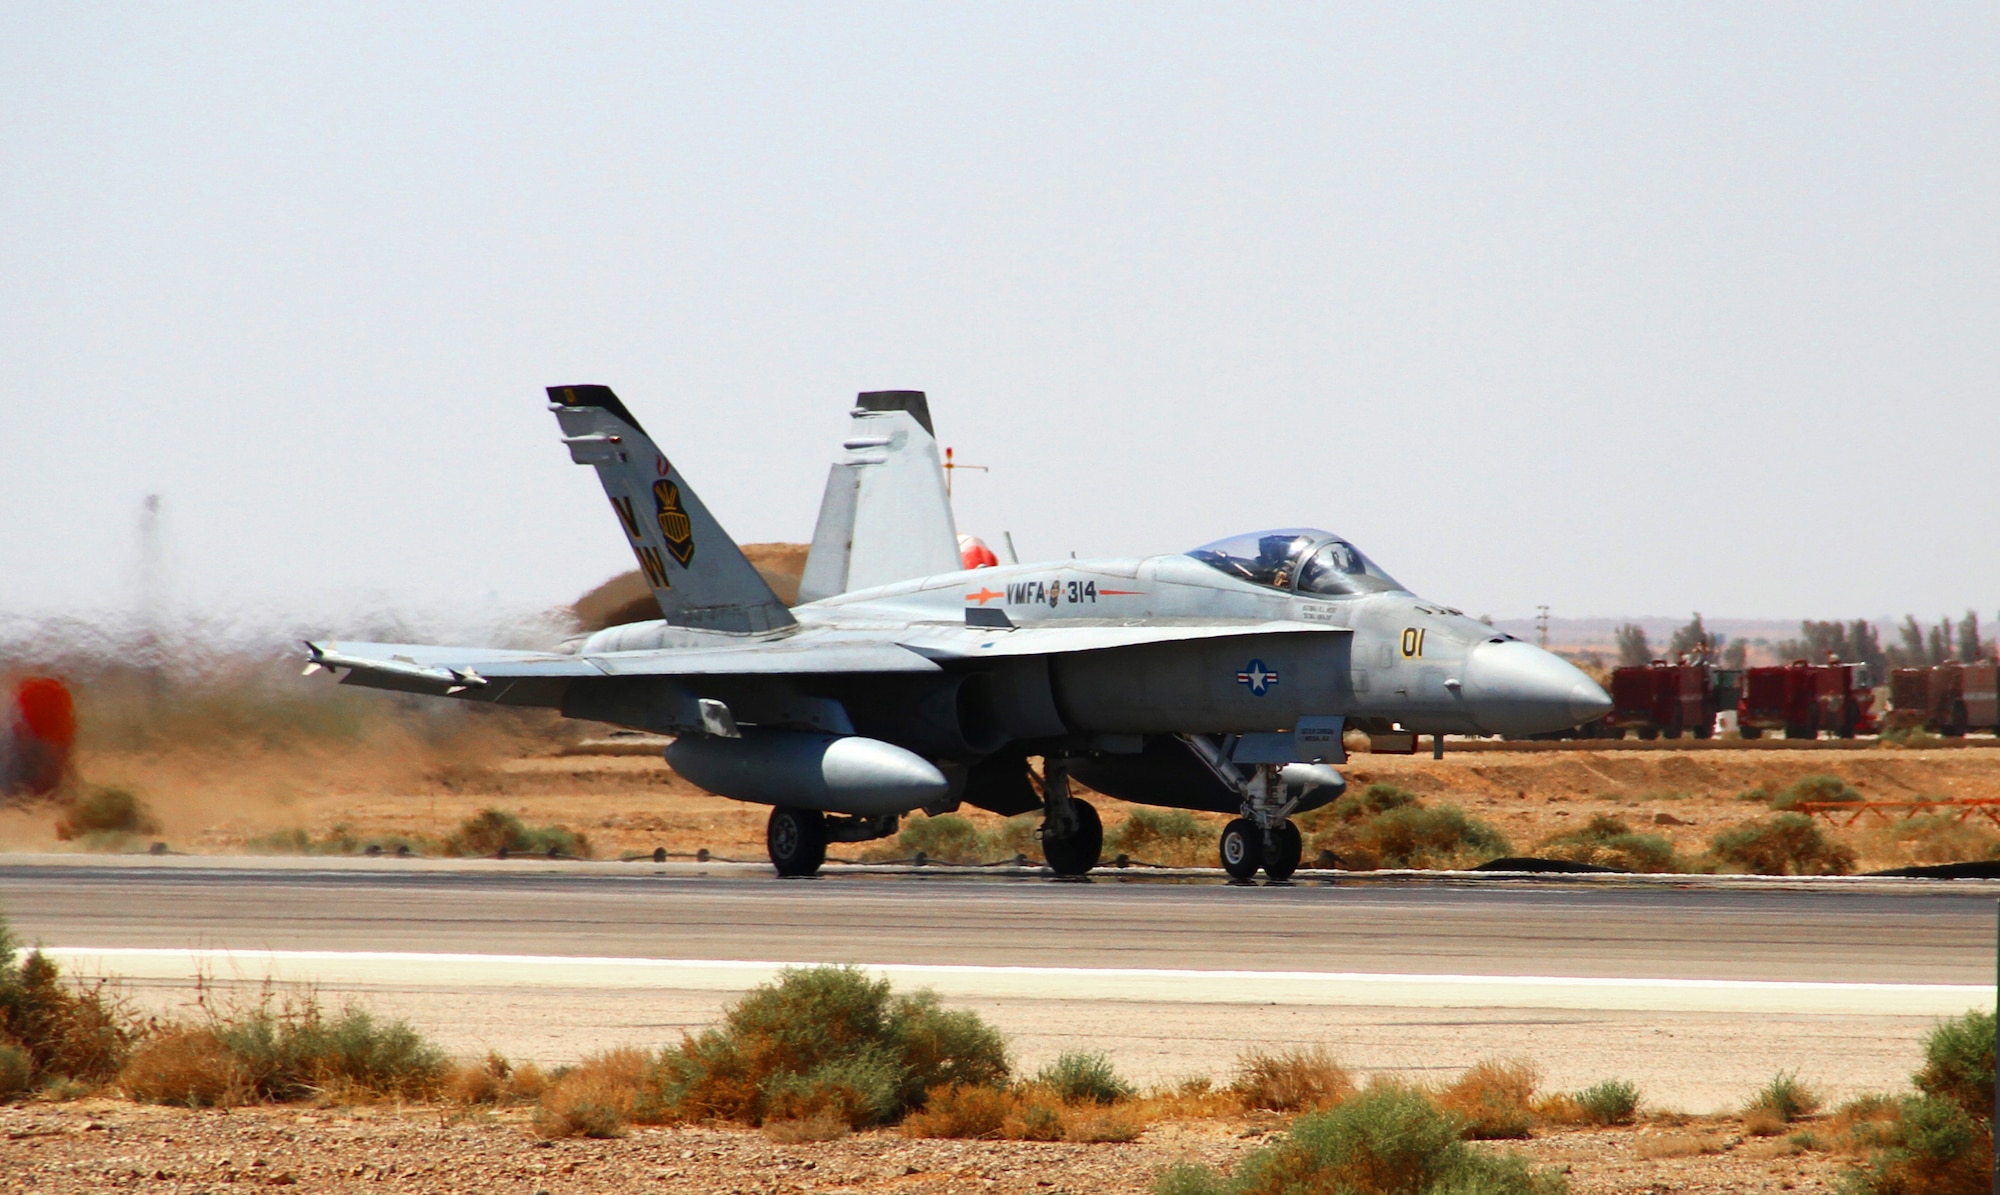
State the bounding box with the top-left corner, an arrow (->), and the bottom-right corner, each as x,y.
942,447 -> 988,497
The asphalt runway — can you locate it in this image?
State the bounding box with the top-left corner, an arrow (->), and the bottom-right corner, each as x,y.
1,856 -> 1991,1109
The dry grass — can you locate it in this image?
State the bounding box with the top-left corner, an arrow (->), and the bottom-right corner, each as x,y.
1435,1058 -> 1539,1139
532,1047 -> 652,1138
900,1083 -> 1011,1139
764,1111 -> 852,1143
119,1026 -> 245,1107
1636,1130 -> 1728,1158
1231,1046 -> 1353,1113
442,1051 -> 546,1106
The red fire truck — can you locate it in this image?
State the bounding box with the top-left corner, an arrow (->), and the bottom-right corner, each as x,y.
1738,660 -> 1877,739
1605,660 -> 1718,740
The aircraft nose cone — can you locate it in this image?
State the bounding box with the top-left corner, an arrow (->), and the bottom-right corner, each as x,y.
1463,640 -> 1609,737
1569,677 -> 1613,725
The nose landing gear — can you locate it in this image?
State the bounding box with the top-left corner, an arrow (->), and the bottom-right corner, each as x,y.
1181,734 -> 1335,883
1219,817 -> 1302,881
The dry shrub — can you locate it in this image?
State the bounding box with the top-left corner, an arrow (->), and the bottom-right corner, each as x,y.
119,1026 -> 246,1107
1534,815 -> 1685,874
1436,1058 -> 1538,1139
1883,814 -> 2000,866
1233,1046 -> 1353,1113
534,1047 -> 652,1139
1002,1087 -> 1068,1141
447,808 -> 591,859
213,1000 -> 445,1102
443,1052 -> 521,1105
1708,814 -> 1856,876
53,784 -> 159,843
1744,1105 -> 1790,1137
1637,1131 -> 1726,1158
1064,1105 -> 1142,1143
765,1111 -> 851,1143
901,1083 -> 1011,1139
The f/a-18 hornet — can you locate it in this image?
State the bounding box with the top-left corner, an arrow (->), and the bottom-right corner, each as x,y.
308,386 -> 1611,880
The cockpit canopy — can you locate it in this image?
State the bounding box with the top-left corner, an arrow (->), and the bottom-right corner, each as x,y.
1186,528 -> 1405,596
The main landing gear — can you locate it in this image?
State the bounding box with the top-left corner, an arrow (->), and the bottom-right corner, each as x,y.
1037,759 -> 1103,877
1180,734 -> 1340,883
765,807 -> 900,877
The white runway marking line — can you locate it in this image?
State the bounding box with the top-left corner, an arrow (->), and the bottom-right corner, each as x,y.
39,947 -> 1984,1017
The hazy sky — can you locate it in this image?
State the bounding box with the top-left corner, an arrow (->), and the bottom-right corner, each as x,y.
4,4 -> 1995,635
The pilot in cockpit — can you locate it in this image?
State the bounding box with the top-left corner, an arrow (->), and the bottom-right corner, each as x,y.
1188,528 -> 1406,597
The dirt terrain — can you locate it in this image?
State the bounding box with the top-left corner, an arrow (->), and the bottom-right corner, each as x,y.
7,732 -> 1998,873
0,1099 -> 1855,1195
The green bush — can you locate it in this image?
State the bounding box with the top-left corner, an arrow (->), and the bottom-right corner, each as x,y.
1839,1095 -> 1989,1195
647,966 -> 1010,1128
0,1038 -> 30,1100
894,814 -> 988,863
0,918 -> 130,1090
1110,808 -> 1212,864
1709,814 -> 1857,876
1573,1079 -> 1641,1126
1747,1072 -> 1822,1123
446,808 -> 591,859
53,785 -> 159,844
1535,815 -> 1685,874
866,813 -> 1042,864
1915,1010 -> 1994,1120
214,1002 -> 445,1101
1034,1051 -> 1133,1105
1768,775 -> 1864,812
246,825 -> 436,857
1160,1085 -> 1566,1195
1314,783 -> 1421,825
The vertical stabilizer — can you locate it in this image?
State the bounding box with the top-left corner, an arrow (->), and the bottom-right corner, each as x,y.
798,390 -> 963,603
548,385 -> 795,634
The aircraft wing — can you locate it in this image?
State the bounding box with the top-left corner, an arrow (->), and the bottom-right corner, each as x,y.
307,636 -> 940,695
893,619 -> 1350,660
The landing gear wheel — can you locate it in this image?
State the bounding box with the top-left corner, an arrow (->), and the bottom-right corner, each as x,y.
1042,798 -> 1102,877
1220,818 -> 1263,881
1262,821 -> 1303,881
767,807 -> 827,877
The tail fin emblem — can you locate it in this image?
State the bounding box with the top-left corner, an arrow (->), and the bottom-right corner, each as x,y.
653,479 -> 696,565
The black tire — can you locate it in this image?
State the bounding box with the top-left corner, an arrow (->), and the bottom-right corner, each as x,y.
1262,821 -> 1303,881
1636,727 -> 1659,741
1740,725 -> 1763,740
1661,722 -> 1682,741
1785,722 -> 1812,740
1043,798 -> 1103,876
1602,726 -> 1626,741
1693,722 -> 1713,740
1220,818 -> 1263,880
767,807 -> 827,877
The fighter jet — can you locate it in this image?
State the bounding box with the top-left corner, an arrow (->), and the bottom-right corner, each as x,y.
306,386 -> 1611,880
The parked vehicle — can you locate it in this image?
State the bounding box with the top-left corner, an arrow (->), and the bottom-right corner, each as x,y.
1738,660 -> 1876,739
1606,660 -> 1717,740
